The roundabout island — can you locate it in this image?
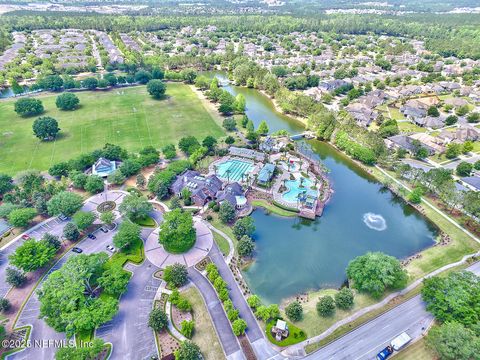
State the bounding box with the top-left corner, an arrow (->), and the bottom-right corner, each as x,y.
145,214 -> 213,269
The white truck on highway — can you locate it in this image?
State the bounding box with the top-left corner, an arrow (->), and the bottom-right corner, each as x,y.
376,332 -> 412,360
391,332 -> 411,351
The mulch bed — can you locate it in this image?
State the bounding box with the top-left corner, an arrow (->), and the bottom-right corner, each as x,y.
171,305 -> 193,330
194,257 -> 211,272
239,335 -> 257,360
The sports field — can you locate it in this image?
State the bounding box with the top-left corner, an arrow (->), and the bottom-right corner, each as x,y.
0,83 -> 224,175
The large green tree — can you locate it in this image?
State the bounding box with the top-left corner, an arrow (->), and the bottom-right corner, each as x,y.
55,93 -> 80,110
426,322 -> 480,360
73,211 -> 95,231
148,308 -> 168,332
14,98 -> 44,117
163,263 -> 188,288
146,79 -> 167,99
7,208 -> 37,227
422,271 -> 479,327
118,194 -> 153,221
159,209 -> 196,253
9,238 -> 57,272
33,117 -> 60,140
47,191 -> 83,217
112,221 -> 141,250
0,174 -> 13,197
232,216 -> 255,240
346,252 -> 407,298
38,253 -> 119,337
175,340 -> 202,360
55,338 -> 105,360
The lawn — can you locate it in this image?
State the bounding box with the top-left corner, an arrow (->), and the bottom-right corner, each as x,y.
370,167 -> 480,281
393,338 -> 434,360
397,121 -> 426,133
0,84 -> 225,175
107,235 -> 145,268
212,231 -> 231,256
265,320 -> 307,346
251,199 -> 298,217
133,216 -> 157,228
182,287 -> 224,360
290,288 -> 377,339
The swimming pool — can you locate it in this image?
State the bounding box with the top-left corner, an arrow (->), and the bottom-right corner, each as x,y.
216,159 -> 254,182
282,177 -> 316,203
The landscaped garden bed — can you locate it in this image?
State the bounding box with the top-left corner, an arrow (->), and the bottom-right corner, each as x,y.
194,257 -> 212,272
96,201 -> 116,213
238,335 -> 257,360
266,320 -> 306,346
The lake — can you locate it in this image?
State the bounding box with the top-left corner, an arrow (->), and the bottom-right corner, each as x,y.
204,72 -> 438,304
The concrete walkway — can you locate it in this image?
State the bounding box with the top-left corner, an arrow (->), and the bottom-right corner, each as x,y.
144,219 -> 213,269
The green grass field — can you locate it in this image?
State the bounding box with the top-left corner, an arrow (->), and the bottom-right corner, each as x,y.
0,84 -> 224,175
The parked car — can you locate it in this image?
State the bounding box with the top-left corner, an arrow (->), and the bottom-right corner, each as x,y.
100,227 -> 109,233
106,245 -> 116,253
58,214 -> 69,221
87,234 -> 96,239
21,234 -> 30,240
72,247 -> 83,253
376,346 -> 393,360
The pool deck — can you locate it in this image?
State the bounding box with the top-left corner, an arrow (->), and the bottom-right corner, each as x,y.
209,156 -> 262,184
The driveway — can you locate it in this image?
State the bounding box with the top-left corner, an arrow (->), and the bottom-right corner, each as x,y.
9,224 -> 119,359
305,261 -> 480,360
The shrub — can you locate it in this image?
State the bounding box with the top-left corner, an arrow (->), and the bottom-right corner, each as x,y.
335,288 -> 355,310
247,295 -> 261,309
181,320 -> 195,339
317,296 -> 335,317
0,298 -> 10,312
5,267 -> 26,287
232,319 -> 247,336
163,263 -> 188,288
148,308 -> 168,332
147,79 -> 167,99
285,301 -> 303,322
227,308 -> 239,322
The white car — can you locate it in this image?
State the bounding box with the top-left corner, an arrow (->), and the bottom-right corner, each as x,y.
106,245 -> 116,253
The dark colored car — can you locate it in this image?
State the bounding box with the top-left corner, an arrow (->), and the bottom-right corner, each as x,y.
87,234 -> 96,239
376,346 -> 393,360
72,247 -> 83,253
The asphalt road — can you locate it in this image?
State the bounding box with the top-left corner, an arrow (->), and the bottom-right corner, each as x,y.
188,267 -> 243,359
96,226 -> 161,360
306,261 -> 480,360
10,224 -> 119,360
96,258 -> 160,360
0,217 -> 68,298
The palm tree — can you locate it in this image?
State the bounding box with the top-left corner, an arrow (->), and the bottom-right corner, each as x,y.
226,169 -> 231,184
